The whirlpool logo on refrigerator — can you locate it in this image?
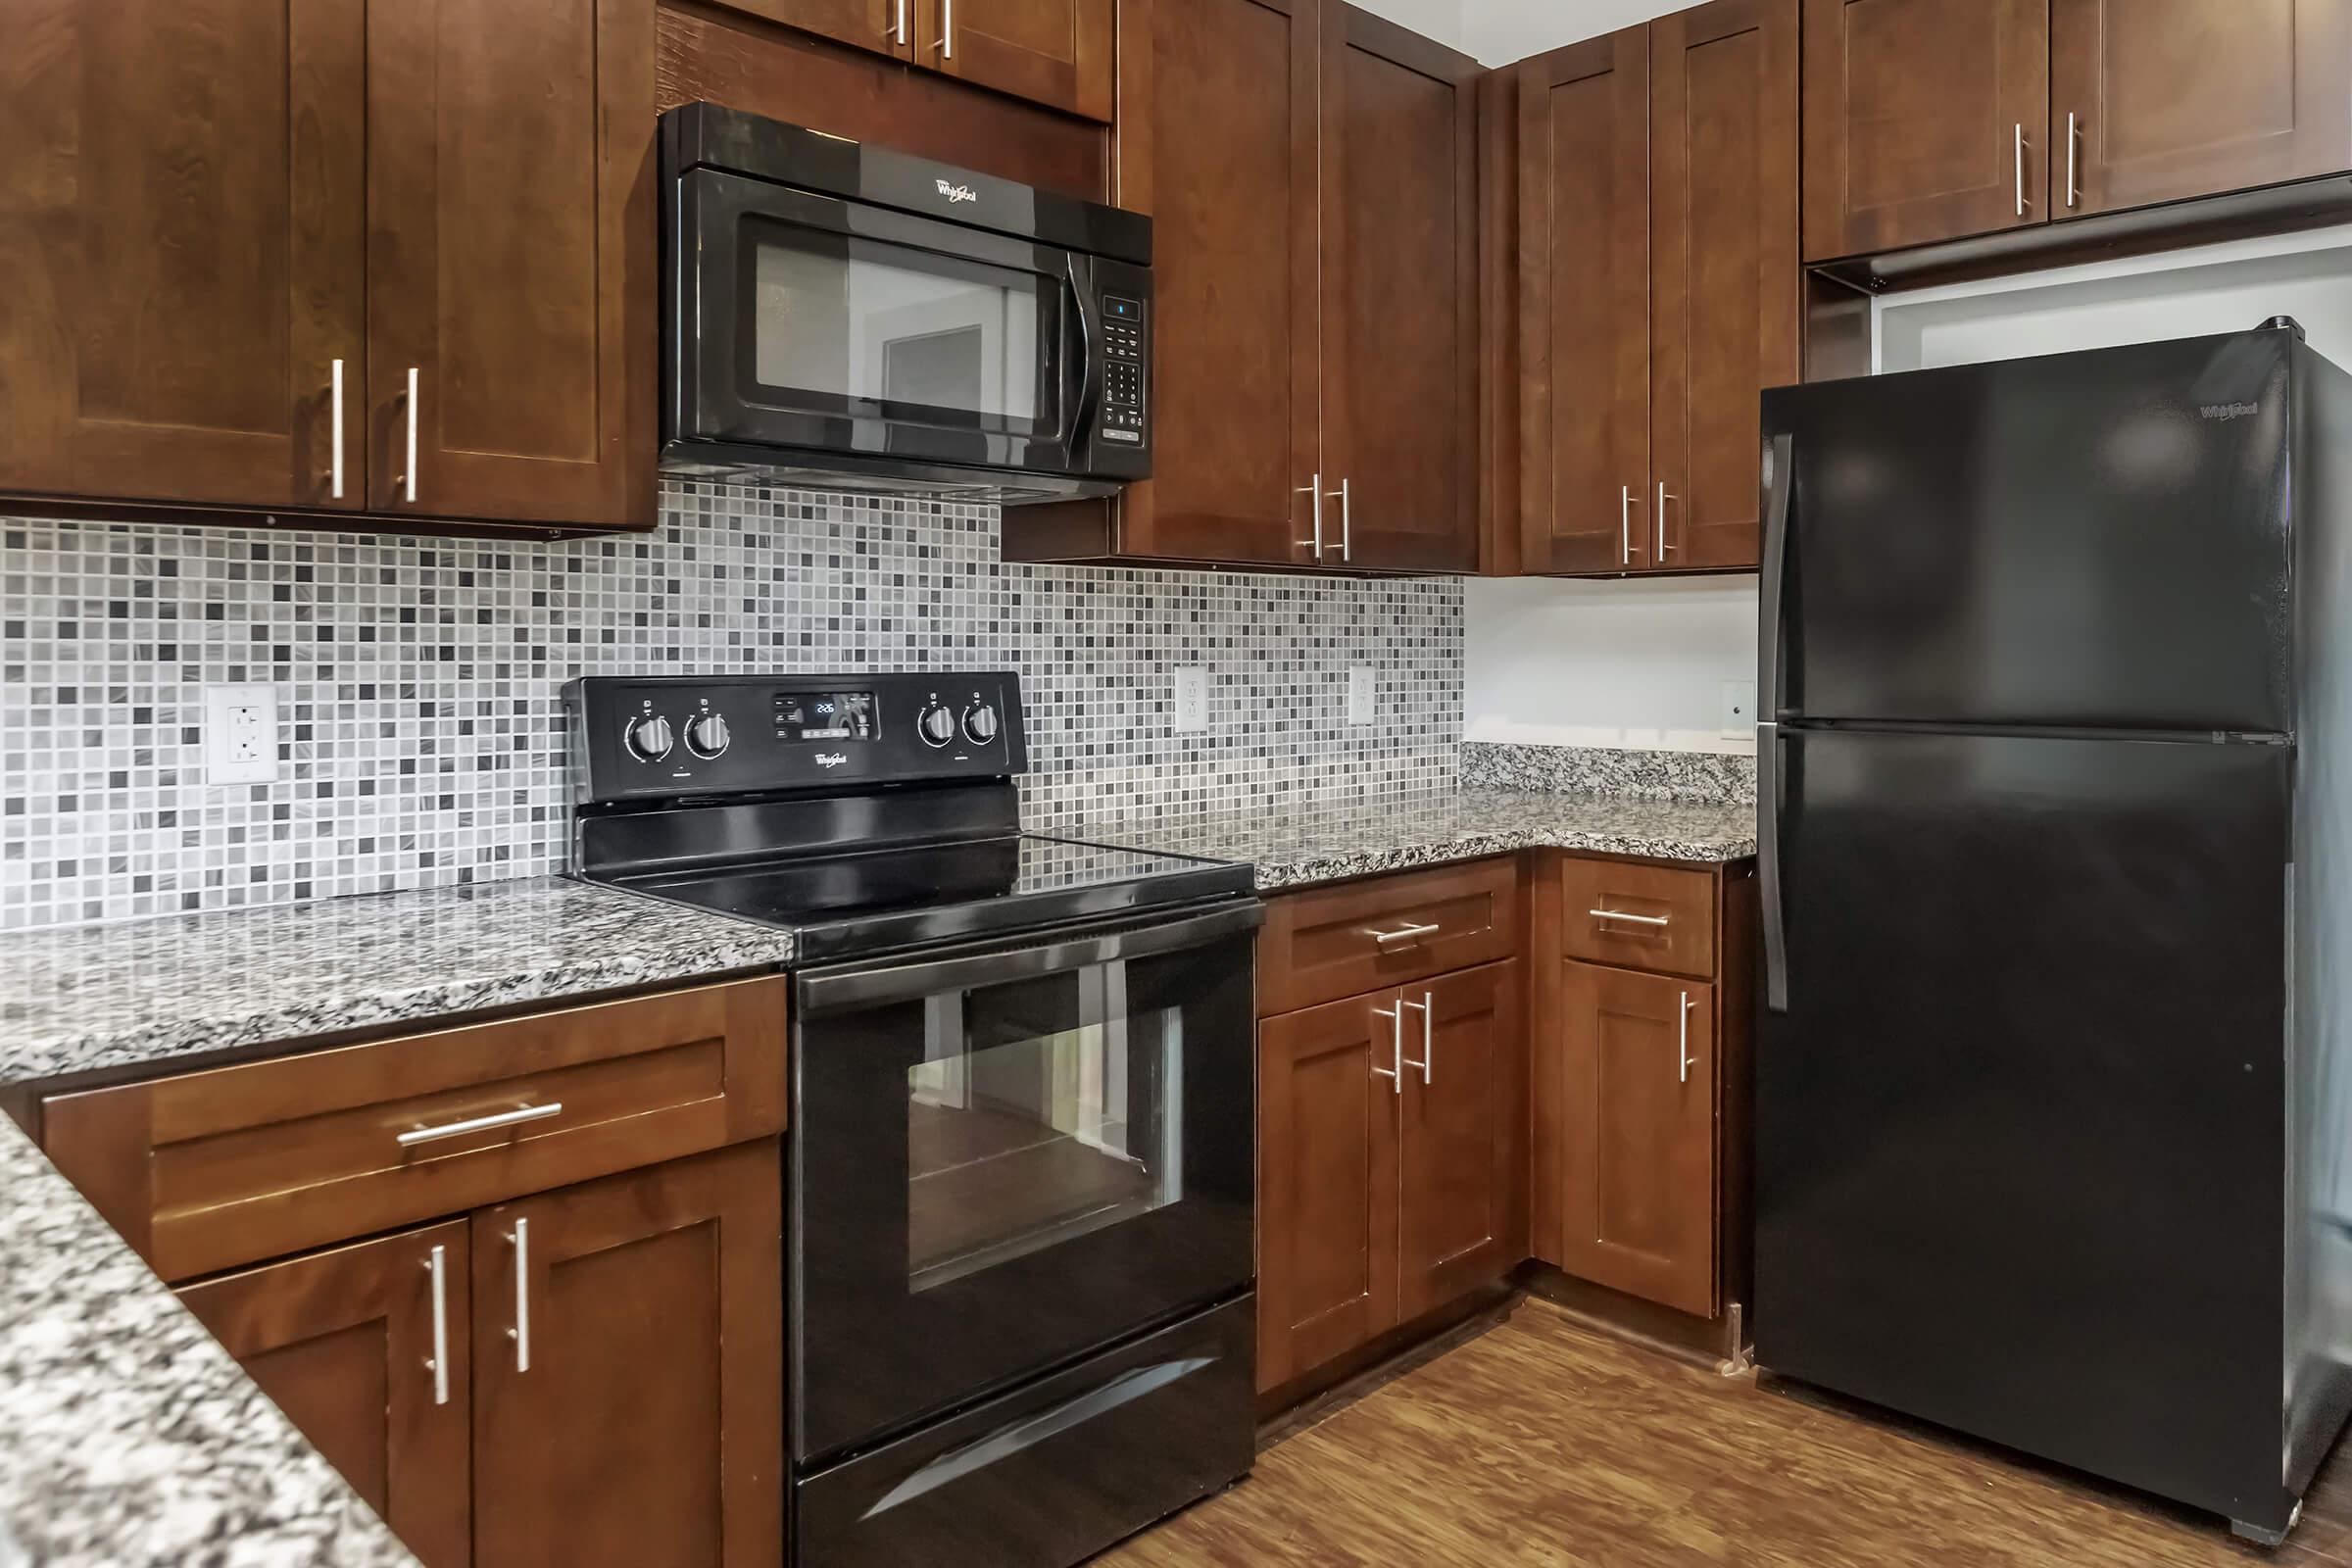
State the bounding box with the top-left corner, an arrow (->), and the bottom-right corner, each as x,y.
935,179 -> 978,205
2201,402 -> 2263,421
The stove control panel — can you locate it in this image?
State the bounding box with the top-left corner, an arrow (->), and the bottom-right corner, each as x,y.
567,671 -> 1028,804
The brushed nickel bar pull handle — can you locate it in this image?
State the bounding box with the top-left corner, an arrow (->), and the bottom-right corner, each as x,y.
423,1244 -> 450,1405
507,1217 -> 531,1373
1370,1004 -> 1403,1094
1400,993 -> 1433,1084
402,367 -> 420,503
938,0 -> 954,56
397,1102 -> 563,1148
1589,906 -> 1670,928
1325,476 -> 1351,563
2014,123 -> 2028,218
1679,992 -> 1695,1084
1621,485 -> 1635,564
892,0 -> 907,44
2066,111 -> 2080,209
1656,482 -> 1677,557
1296,473 -> 1324,557
329,359 -> 346,500
1365,920 -> 1441,946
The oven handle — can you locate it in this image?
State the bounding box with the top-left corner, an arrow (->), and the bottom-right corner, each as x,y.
796,901 -> 1264,1015
1066,253 -> 1103,448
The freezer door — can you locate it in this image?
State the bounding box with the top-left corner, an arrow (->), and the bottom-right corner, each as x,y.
1755,727 -> 2292,1528
1760,329 -> 2294,732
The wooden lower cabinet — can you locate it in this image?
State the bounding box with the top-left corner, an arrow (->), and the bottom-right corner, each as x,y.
178,1221 -> 474,1568
1256,959 -> 1523,1392
1543,963 -> 1718,1317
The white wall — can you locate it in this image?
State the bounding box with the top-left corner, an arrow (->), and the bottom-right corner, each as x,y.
1461,0 -> 1688,65
1349,0 -> 1467,51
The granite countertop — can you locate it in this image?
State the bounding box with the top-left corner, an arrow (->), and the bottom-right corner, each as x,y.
0,875 -> 800,1088
1067,786 -> 1758,891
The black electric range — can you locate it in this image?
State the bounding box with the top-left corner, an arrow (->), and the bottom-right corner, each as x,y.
566,671 -> 1258,1568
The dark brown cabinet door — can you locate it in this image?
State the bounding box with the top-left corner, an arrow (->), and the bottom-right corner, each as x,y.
1116,0 -> 1322,565
1648,0 -> 1797,573
1396,961 -> 1523,1320
1549,964 -> 1716,1317
1257,989 -> 1399,1391
2051,0 -> 2352,219
920,0 -> 1116,121
177,1221 -> 472,1568
1518,27 -> 1650,575
1801,0 -> 2050,261
366,0 -> 656,530
0,0 -> 365,512
472,1141 -> 784,1568
1320,5 -> 1479,573
702,0 -> 915,59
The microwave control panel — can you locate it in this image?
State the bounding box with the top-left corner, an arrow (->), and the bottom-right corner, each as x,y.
1100,292 -> 1150,450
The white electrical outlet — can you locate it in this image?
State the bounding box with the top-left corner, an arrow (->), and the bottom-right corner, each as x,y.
1173,665 -> 1208,732
1347,665 -> 1375,725
204,683 -> 280,784
1721,680 -> 1757,738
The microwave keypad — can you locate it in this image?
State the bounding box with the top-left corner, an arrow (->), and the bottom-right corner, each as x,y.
1102,293 -> 1149,443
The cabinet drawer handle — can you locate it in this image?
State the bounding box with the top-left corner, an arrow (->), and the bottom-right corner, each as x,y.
937,0 -> 954,56
423,1243 -> 450,1405
399,367 -> 420,503
1589,906 -> 1670,928
892,0 -> 906,43
2013,123 -> 2029,218
1370,1004 -> 1404,1094
328,359 -> 346,499
1365,920 -> 1441,946
396,1101 -> 564,1148
1296,472 -> 1324,556
507,1217 -> 532,1373
1325,476 -> 1352,562
1679,992 -> 1696,1084
1400,993 -> 1433,1084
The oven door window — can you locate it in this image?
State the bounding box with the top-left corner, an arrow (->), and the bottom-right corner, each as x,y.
743,220 -> 1061,439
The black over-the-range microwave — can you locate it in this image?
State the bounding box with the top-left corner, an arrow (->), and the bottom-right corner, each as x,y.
660,102 -> 1152,505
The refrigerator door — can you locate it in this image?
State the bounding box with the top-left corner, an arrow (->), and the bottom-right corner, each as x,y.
1755,726 -> 2291,1528
1760,329 -> 2294,733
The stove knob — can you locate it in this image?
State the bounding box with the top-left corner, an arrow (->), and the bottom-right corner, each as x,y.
961,701 -> 1001,745
684,711 -> 732,760
917,702 -> 956,748
623,713 -> 674,762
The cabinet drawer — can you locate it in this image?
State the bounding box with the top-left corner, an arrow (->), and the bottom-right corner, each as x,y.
1258,858 -> 1518,1017
1554,857 -> 1715,979
41,977 -> 787,1283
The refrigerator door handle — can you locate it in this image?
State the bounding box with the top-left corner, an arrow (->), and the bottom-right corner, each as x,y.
1758,432 -> 1794,1013
1759,720 -> 1788,1012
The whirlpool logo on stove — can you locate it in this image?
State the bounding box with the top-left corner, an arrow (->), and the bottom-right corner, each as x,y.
814,753 -> 849,768
935,178 -> 978,205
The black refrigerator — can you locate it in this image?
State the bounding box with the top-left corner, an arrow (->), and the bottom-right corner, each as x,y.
1754,319 -> 2352,1543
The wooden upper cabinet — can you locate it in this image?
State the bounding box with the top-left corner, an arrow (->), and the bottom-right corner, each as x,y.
1320,6 -> 1479,572
1518,28 -> 1651,575
1396,961 -> 1524,1320
1802,0 -> 2051,261
1115,0 -> 1322,565
366,0 -> 656,530
0,0 -> 366,513
1648,0 -> 1796,572
920,0 -> 1117,121
1256,988 -> 1398,1392
178,1221 -> 473,1568
702,0 -> 916,59
2051,0 -> 2352,219
472,1142 -> 785,1568
1548,963 -> 1718,1318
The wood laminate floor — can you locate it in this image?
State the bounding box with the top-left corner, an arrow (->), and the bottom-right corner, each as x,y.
1102,1298 -> 2352,1566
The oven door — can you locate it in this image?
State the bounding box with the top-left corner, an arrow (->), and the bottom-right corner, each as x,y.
670,166 -> 1100,484
791,901 -> 1259,1464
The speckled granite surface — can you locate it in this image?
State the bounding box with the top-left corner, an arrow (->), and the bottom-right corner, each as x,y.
1071,787 -> 1757,890
0,1113 -> 420,1568
0,876 -> 799,1087
1460,741 -> 1757,804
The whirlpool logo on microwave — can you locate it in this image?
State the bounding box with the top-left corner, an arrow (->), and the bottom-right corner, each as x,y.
814,753 -> 849,768
935,178 -> 978,205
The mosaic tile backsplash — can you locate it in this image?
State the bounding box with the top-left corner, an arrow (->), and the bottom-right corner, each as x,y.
2,483 -> 1462,931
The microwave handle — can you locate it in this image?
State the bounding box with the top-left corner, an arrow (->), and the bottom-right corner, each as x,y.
1066,255 -> 1102,446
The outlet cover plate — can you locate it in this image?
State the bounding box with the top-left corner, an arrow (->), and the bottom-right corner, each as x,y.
1347,665 -> 1375,725
1174,666 -> 1208,732
204,683 -> 280,785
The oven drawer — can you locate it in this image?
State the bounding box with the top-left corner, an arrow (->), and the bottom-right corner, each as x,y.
1555,856 -> 1717,978
1258,858 -> 1519,1016
40,976 -> 787,1282
796,1294 -> 1253,1568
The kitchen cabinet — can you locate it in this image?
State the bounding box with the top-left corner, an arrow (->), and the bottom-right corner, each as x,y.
472,1143 -> 785,1568
1002,0 -> 1482,573
1801,0 -> 2049,261
2050,0 -> 2352,219
178,1222 -> 474,1568
1516,0 -> 1794,577
1396,962 -> 1523,1319
920,0 -> 1117,122
706,0 -> 914,59
0,0 -> 654,535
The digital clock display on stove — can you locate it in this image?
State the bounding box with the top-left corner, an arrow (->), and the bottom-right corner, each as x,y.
774,690 -> 876,743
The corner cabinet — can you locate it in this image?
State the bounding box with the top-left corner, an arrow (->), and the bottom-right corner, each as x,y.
1002,0 -> 1483,573
0,0 -> 655,535
1514,0 -> 1797,577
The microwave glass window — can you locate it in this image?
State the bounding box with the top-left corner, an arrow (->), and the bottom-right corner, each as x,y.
750,227 -> 1052,432
906,963 -> 1183,1294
